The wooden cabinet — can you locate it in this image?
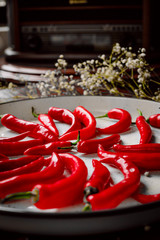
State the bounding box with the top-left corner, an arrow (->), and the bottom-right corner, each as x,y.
5,0 -> 158,64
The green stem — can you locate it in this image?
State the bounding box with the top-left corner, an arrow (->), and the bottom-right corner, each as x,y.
0,115 -> 4,120
150,79 -> 160,85
72,130 -> 81,145
0,191 -> 36,204
137,109 -> 143,116
82,203 -> 92,212
57,131 -> 80,150
31,107 -> 39,118
95,113 -> 108,119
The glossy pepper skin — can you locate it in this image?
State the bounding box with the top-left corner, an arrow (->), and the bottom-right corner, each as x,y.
0,155 -> 41,172
133,190 -> 160,204
148,114 -> 160,128
48,107 -> 81,137
59,106 -> 96,141
1,114 -> 58,143
0,139 -> 43,156
0,154 -> 9,161
31,153 -> 88,209
77,134 -> 121,154
0,156 -> 44,181
136,111 -> 152,144
98,144 -> 160,170
24,140 -> 73,155
84,159 -> 111,200
0,152 -> 64,199
86,157 -> 140,211
0,131 -> 30,142
38,114 -> 59,137
1,114 -> 37,133
96,108 -> 132,134
113,143 -> 160,153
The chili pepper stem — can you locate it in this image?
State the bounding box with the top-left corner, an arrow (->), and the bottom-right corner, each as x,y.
0,114 -> 4,120
82,203 -> 92,212
95,113 -> 108,119
137,109 -> 143,116
57,131 -> 81,150
146,118 -> 149,123
71,130 -> 81,145
0,191 -> 38,204
31,107 -> 39,118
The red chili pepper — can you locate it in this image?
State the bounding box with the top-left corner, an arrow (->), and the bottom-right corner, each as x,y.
148,113 -> 160,128
0,131 -> 30,142
84,159 -> 111,200
24,133 -> 81,155
48,107 -> 81,137
136,110 -> 152,144
38,114 -> 59,137
0,152 -> 64,199
0,156 -> 44,181
24,140 -> 73,155
0,154 -> 9,161
32,107 -> 59,137
1,114 -> 58,143
31,153 -> 88,209
98,144 -> 160,170
1,153 -> 88,209
0,139 -> 43,156
1,114 -> 36,133
77,134 -> 121,154
31,124 -> 58,143
133,190 -> 160,204
59,106 -> 96,141
85,157 -> 140,211
0,155 -> 41,172
96,108 -> 132,134
113,143 -> 160,153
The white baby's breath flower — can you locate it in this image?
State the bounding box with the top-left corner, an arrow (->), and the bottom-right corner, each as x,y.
83,90 -> 88,95
25,43 -> 159,101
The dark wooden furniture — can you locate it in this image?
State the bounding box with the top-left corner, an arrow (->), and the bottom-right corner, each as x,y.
5,0 -> 158,65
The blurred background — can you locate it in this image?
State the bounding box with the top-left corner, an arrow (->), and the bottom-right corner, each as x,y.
0,0 -> 160,67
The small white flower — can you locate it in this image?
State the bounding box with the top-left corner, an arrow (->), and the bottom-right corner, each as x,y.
83,90 -> 88,95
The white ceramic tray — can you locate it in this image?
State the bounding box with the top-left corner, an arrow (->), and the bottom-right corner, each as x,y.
0,96 -> 160,236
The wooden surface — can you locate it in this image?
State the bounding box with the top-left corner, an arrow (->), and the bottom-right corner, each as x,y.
0,57 -> 74,84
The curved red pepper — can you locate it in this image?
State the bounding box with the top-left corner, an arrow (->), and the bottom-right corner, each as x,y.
98,144 -> 160,170
1,114 -> 36,133
38,114 -> 59,137
136,111 -> 152,144
59,106 -> 96,141
32,153 -> 88,209
113,143 -> 160,153
96,108 -> 132,134
24,140 -> 73,155
86,157 -> 140,211
0,154 -> 9,161
84,159 -> 111,200
1,114 -> 58,143
48,107 -> 81,137
0,155 -> 41,172
133,190 -> 160,204
0,131 -> 31,142
0,139 -> 43,156
0,152 -> 64,199
0,156 -> 44,181
77,134 -> 121,154
1,153 -> 88,210
148,113 -> 160,128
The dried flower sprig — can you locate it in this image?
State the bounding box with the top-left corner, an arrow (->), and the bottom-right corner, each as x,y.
26,43 -> 160,101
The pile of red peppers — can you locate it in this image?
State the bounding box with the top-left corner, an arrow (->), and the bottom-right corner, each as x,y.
0,105 -> 160,211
